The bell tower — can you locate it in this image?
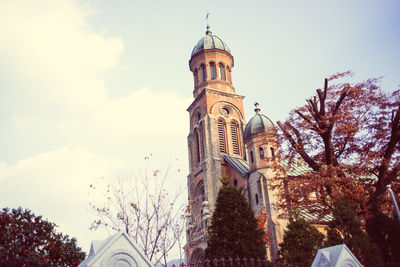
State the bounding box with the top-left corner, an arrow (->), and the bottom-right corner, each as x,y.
244,104 -> 284,260
185,25 -> 247,264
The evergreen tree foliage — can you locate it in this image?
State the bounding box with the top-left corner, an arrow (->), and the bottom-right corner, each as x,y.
205,185 -> 266,260
278,216 -> 324,267
366,210 -> 400,264
0,207 -> 86,266
325,199 -> 382,266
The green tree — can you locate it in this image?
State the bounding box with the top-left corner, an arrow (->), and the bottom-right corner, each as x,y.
278,216 -> 324,267
205,184 -> 266,261
367,210 -> 400,263
0,207 -> 85,267
325,199 -> 382,266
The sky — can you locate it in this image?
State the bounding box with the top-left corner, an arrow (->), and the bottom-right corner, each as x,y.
0,0 -> 399,261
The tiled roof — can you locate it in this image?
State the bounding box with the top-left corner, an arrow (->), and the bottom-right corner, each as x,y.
299,205 -> 333,223
191,33 -> 231,57
280,159 -> 333,223
282,158 -> 314,177
243,113 -> 275,142
222,155 -> 313,178
222,154 -> 332,223
222,153 -> 250,176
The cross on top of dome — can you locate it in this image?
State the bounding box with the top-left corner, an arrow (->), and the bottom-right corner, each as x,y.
205,12 -> 212,35
190,14 -> 231,58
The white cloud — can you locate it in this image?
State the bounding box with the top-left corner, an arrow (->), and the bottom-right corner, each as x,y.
0,146 -> 124,251
89,87 -> 191,140
0,0 -> 190,256
0,0 -> 191,154
0,146 -> 123,199
0,0 -> 123,110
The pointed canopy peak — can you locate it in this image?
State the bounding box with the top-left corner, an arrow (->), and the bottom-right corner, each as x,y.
206,25 -> 212,35
254,102 -> 261,113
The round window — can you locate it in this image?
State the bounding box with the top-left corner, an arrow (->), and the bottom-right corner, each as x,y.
221,107 -> 230,116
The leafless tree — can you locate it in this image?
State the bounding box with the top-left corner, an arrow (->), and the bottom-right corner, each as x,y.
89,156 -> 185,266
274,71 -> 400,221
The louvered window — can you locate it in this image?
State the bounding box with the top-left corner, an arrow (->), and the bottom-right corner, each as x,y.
218,120 -> 226,153
231,122 -> 240,155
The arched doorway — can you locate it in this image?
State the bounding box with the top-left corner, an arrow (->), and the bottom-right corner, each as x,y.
189,248 -> 205,267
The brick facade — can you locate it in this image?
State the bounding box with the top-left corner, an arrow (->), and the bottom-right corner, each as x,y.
185,28 -> 287,265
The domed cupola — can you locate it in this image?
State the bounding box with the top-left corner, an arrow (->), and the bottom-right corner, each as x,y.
244,103 -> 275,142
188,24 -> 235,98
191,26 -> 231,58
244,103 -> 277,171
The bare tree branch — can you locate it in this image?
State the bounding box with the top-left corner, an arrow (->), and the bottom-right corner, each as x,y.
274,73 -> 399,222
277,121 -> 320,171
373,104 -> 400,200
89,159 -> 185,265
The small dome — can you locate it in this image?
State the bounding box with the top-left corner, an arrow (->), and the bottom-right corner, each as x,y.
191,27 -> 231,58
244,104 -> 275,142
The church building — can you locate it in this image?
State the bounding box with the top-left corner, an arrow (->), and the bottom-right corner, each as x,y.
185,25 -> 288,265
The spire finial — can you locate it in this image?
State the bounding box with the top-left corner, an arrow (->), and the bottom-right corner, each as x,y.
205,12 -> 212,35
254,102 -> 261,113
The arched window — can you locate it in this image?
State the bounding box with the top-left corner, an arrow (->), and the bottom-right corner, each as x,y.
250,151 -> 254,163
233,179 -> 238,188
219,63 -> 226,80
231,122 -> 240,155
218,120 -> 227,153
255,193 -> 259,205
259,147 -> 264,159
194,69 -> 199,85
271,147 -> 276,160
199,122 -> 205,159
210,62 -> 216,79
257,180 -> 262,199
194,129 -> 201,164
196,181 -> 205,202
195,180 -> 205,228
227,67 -> 232,83
201,64 -> 207,81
